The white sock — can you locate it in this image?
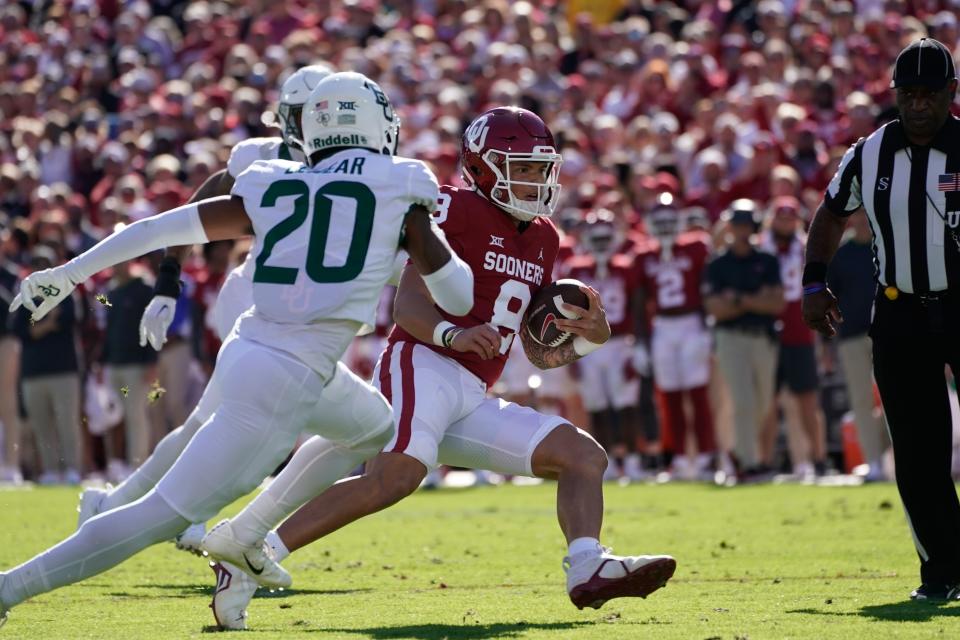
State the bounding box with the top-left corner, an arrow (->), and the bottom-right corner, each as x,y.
567,537 -> 602,562
230,435 -> 370,547
265,529 -> 290,562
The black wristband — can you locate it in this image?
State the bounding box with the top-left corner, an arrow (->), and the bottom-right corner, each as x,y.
155,256 -> 183,298
801,261 -> 828,286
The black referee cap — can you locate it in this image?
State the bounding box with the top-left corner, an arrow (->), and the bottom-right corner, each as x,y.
891,38 -> 957,90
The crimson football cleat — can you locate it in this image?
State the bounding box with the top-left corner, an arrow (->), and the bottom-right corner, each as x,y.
565,549 -> 676,610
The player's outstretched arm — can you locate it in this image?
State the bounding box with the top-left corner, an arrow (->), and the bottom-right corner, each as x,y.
401,205 -> 474,316
521,286 -> 611,370
10,196 -> 252,321
140,170 -> 240,350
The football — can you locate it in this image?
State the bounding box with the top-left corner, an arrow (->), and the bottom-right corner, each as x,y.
525,278 -> 590,347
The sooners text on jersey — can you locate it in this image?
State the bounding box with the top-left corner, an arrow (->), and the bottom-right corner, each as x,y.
388,186 -> 560,387
636,232 -> 710,316
563,253 -> 636,337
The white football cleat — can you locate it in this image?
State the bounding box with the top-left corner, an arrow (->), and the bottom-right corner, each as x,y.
564,548 -> 676,610
174,523 -> 206,556
76,487 -> 108,529
210,561 -> 258,630
202,520 -> 291,589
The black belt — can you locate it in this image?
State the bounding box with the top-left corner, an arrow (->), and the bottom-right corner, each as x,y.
879,286 -> 952,304
877,286 -> 953,332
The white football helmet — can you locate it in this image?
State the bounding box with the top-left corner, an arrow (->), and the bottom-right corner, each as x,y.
301,71 -> 400,164
277,64 -> 335,151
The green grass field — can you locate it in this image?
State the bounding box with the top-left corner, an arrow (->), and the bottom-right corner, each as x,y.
2,481 -> 959,639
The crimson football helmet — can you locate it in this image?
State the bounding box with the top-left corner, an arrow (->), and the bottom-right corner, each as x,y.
460,107 -> 562,221
581,209 -> 620,263
646,195 -> 682,259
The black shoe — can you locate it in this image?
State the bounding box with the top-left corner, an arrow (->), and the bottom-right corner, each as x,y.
910,583 -> 960,601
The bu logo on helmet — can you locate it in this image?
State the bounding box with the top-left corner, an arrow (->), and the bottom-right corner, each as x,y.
363,81 -> 393,121
464,115 -> 490,153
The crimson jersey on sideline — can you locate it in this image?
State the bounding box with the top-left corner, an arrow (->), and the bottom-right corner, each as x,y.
563,253 -> 636,337
388,186 -> 560,387
636,231 -> 710,315
763,233 -> 814,346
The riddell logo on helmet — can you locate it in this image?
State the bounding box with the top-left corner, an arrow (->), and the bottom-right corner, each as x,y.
311,134 -> 369,148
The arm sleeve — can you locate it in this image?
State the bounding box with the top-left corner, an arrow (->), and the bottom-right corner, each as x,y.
823,138 -> 865,217
63,203 -> 209,285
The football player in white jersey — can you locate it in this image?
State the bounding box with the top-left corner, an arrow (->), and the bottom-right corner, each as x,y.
0,72 -> 474,631
72,64 -> 333,551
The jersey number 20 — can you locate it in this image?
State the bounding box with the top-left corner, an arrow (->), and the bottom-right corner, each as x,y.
253,179 -> 375,284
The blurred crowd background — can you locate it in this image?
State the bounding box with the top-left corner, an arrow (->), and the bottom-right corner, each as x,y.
2,0 -> 960,487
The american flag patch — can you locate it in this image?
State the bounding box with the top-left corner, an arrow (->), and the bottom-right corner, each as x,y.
938,173 -> 960,191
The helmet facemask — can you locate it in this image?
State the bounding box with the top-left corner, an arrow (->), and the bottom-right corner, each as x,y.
481,146 -> 563,222
648,208 -> 680,258
278,102 -> 305,151
584,226 -> 618,272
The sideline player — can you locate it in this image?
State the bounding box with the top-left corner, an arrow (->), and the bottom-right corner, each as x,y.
74,65 -> 333,550
635,199 -> 716,480
0,72 -> 474,630
563,210 -> 645,481
200,107 -> 676,630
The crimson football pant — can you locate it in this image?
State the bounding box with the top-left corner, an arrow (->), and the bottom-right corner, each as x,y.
871,292 -> 960,586
661,386 -> 716,455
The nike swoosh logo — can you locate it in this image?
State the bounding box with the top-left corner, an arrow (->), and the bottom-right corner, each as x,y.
243,553 -> 264,575
159,304 -> 169,316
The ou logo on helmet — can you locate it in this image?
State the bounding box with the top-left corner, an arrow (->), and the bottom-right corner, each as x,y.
464,115 -> 490,153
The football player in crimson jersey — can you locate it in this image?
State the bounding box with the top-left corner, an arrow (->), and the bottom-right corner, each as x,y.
635,199 -> 717,480
564,210 -> 647,481
204,107 -> 676,629
758,197 -> 827,477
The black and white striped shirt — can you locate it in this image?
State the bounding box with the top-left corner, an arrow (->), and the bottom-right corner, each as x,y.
825,116 -> 960,294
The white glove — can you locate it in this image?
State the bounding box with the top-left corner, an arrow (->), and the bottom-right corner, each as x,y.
139,295 -> 177,351
9,266 -> 77,321
632,342 -> 652,377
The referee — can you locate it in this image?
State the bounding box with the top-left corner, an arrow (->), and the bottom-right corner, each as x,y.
803,38 -> 960,601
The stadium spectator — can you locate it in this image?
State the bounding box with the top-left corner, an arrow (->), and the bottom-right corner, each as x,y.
102,259 -> 158,473
759,197 -> 828,477
704,200 -> 785,480
0,223 -> 22,485
11,246 -> 82,485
